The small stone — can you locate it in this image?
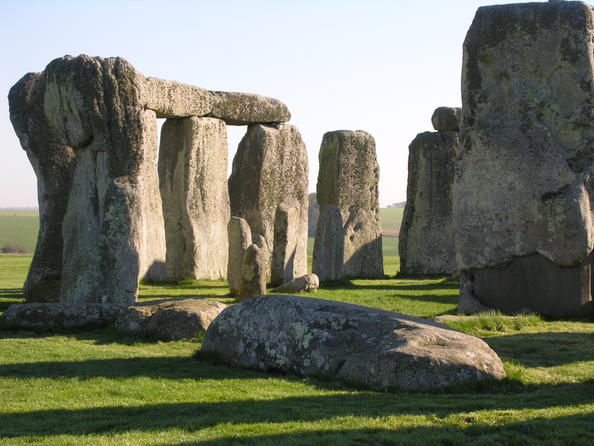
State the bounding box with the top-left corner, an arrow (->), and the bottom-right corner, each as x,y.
227,217 -> 253,295
276,274 -> 320,293
431,107 -> 461,131
239,244 -> 268,299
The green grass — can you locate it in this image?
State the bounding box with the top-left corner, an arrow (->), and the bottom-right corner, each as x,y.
1,254 -> 594,445
0,215 -> 39,253
379,207 -> 404,232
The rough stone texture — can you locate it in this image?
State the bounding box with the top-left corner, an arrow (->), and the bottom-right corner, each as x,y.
227,217 -> 252,295
9,72 -> 75,302
0,303 -> 122,332
229,124 -> 308,284
159,117 -> 230,281
399,131 -> 460,275
210,91 -> 291,125
143,77 -> 214,119
239,243 -> 268,299
201,295 -> 506,391
307,193 -> 319,237
455,2 -> 594,316
115,298 -> 228,340
275,274 -> 320,293
41,55 -> 167,304
271,202 -> 302,286
431,107 -> 461,131
313,131 -> 383,281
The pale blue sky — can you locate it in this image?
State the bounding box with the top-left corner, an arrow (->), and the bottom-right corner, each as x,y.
0,0 -> 539,207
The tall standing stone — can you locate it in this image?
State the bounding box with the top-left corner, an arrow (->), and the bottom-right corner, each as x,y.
313,131 -> 383,281
159,117 -> 230,281
227,217 -> 252,295
42,55 -> 166,304
455,1 -> 594,316
399,113 -> 460,276
9,73 -> 75,302
228,124 -> 308,285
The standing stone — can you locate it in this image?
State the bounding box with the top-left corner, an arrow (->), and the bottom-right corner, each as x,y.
227,217 -> 252,295
9,72 -> 75,302
455,2 -> 594,316
159,117 -> 230,281
239,244 -> 268,299
307,193 -> 319,237
228,124 -> 308,283
313,131 -> 383,281
399,127 -> 460,276
42,55 -> 166,304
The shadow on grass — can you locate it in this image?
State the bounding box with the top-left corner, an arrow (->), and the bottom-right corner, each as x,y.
0,383 -> 593,439
486,332 -> 594,368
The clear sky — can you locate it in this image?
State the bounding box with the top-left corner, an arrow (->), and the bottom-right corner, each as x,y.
0,0 -> 540,208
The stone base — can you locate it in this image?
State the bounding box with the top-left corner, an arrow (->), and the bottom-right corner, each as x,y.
473,253 -> 593,317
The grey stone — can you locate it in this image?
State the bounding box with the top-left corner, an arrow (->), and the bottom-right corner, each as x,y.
143,77 -> 214,119
9,72 -> 75,302
210,91 -> 291,125
271,202 -> 303,286
455,2 -> 594,315
158,117 -> 230,281
42,55 -> 166,304
312,205 -> 344,281
201,295 -> 506,391
239,244 -> 268,299
313,130 -> 383,281
229,124 -> 308,284
0,303 -> 122,332
227,217 -> 252,295
115,298 -> 227,340
399,131 -> 459,276
275,274 -> 319,293
431,107 -> 461,131
307,193 -> 319,237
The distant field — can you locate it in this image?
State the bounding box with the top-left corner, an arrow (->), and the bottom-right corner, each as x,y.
0,208 -> 404,256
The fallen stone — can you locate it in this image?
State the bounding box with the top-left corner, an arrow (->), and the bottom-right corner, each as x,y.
227,217 -> 253,295
229,124 -> 308,284
210,91 -> 291,125
431,107 -> 461,131
239,243 -> 268,299
159,116 -> 230,281
115,298 -> 227,340
201,295 -> 506,390
313,130 -> 383,281
455,1 -> 594,316
399,131 -> 459,276
275,274 -> 319,293
0,303 -> 122,332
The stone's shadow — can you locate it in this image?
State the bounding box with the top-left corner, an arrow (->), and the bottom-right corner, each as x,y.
486,332 -> 594,368
0,382 -> 593,439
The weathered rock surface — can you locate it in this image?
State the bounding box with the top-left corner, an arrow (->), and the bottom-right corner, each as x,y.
210,91 -> 291,125
9,72 -> 75,302
159,117 -> 230,281
239,243 -> 268,299
307,193 -> 319,237
143,77 -> 214,119
201,295 -> 506,390
455,2 -> 594,316
227,217 -> 253,295
229,124 -> 308,284
41,55 -> 167,304
313,130 -> 383,281
115,298 -> 227,340
271,202 -> 302,286
275,274 -> 320,293
431,107 -> 461,131
399,131 -> 460,275
0,303 -> 122,332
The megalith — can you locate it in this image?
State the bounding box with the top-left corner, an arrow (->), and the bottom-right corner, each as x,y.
454,1 -> 594,316
42,55 -> 167,304
228,124 -> 308,286
399,109 -> 460,276
307,193 -> 319,237
239,243 -> 268,299
159,117 -> 230,281
9,72 -> 75,302
227,217 -> 252,295
313,130 -> 383,281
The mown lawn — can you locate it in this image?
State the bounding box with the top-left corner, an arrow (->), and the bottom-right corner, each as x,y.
1,254 -> 594,445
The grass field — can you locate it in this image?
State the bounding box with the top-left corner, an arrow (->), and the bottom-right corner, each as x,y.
1,254 -> 594,444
